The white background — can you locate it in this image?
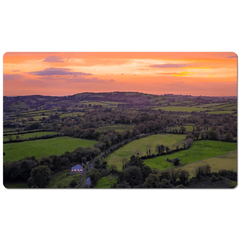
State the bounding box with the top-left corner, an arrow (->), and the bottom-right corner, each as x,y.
0,1 -> 239,240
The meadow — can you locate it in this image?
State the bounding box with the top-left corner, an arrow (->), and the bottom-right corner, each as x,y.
106,134 -> 186,170
3,131 -> 58,141
94,175 -> 117,188
47,170 -> 82,188
144,140 -> 237,171
3,137 -> 97,162
174,150 -> 237,178
4,182 -> 28,189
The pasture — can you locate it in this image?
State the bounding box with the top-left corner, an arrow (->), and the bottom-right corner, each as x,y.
144,140 -> 237,171
175,150 -> 237,178
106,134 -> 186,170
3,137 -> 97,162
94,175 -> 117,188
3,131 -> 58,141
4,182 -> 28,189
48,170 -> 82,188
157,106 -> 208,112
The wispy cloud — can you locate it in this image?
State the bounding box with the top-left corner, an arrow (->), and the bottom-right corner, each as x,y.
29,68 -> 92,76
67,77 -> 116,83
150,63 -> 190,68
225,55 -> 237,59
43,56 -> 64,62
3,74 -> 22,81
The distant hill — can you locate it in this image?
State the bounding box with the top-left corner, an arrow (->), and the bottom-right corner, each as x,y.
3,92 -> 236,113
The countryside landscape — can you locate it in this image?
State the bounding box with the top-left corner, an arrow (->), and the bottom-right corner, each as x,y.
3,52 -> 237,188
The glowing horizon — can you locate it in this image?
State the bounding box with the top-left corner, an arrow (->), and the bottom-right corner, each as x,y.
3,52 -> 237,97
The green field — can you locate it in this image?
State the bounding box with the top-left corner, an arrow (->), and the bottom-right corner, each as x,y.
175,150 -> 237,178
94,175 -> 117,188
207,111 -> 235,114
168,125 -> 194,132
3,128 -> 16,133
97,124 -> 135,133
48,170 -> 83,188
4,182 -> 28,189
4,131 -> 58,141
157,106 -> 208,112
144,140 -> 237,171
3,137 -> 97,162
106,134 -> 186,170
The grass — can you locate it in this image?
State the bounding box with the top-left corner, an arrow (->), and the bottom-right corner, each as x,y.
48,170 -> 82,188
106,134 -> 186,170
3,131 -> 58,141
94,175 -> 117,188
60,112 -> 85,118
168,125 -> 194,132
175,150 -> 237,178
97,124 -> 135,133
4,182 -> 28,189
3,137 -> 97,162
207,111 -> 235,114
3,128 -> 16,133
156,106 -> 209,112
144,140 -> 237,171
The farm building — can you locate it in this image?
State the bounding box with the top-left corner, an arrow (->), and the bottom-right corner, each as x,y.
71,164 -> 83,173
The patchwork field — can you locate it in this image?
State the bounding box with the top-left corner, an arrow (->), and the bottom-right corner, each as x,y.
3,131 -> 58,141
144,140 -> 237,171
106,134 -> 186,170
156,106 -> 208,112
47,170 -> 82,188
97,124 -> 135,133
175,150 -> 237,178
94,175 -> 117,188
3,137 -> 97,162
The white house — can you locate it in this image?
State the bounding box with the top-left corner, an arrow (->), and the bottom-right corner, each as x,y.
71,164 -> 83,173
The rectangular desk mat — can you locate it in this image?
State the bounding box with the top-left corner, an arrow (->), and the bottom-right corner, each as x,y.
3,52 -> 237,189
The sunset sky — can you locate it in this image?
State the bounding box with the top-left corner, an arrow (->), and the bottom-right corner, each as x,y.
3,52 -> 237,97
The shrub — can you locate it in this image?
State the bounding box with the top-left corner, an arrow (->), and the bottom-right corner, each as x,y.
69,179 -> 77,188
195,165 -> 211,178
173,158 -> 180,166
178,170 -> 189,185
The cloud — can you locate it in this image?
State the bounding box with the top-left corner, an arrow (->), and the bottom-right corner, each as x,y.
3,74 -> 22,80
12,70 -> 20,72
43,56 -> 64,62
226,55 -> 237,59
67,77 -> 116,83
150,63 -> 190,68
29,68 -> 93,76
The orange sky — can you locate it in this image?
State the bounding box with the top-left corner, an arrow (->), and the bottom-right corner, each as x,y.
3,52 -> 237,96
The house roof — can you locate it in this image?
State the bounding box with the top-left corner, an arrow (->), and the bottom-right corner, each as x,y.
71,164 -> 83,170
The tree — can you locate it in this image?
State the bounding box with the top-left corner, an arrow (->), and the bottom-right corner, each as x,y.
224,132 -> 233,141
180,126 -> 186,133
28,165 -> 51,188
166,146 -> 170,153
87,168 -> 101,186
172,158 -> 180,166
178,170 -> 189,185
155,144 -> 165,154
146,145 -> 151,156
122,166 -> 143,187
145,174 -> 160,188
